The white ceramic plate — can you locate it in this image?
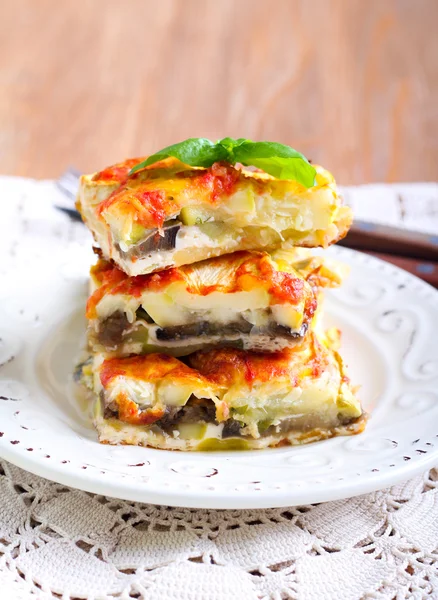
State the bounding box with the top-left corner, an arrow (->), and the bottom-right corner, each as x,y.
0,203 -> 438,508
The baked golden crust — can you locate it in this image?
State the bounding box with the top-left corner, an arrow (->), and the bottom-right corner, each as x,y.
93,417 -> 367,451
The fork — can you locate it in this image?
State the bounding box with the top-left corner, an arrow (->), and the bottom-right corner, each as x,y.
55,167 -> 82,221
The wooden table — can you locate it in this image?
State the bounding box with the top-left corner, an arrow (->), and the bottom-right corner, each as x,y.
0,0 -> 436,183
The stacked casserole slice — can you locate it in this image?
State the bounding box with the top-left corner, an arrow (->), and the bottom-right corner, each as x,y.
76,145 -> 366,450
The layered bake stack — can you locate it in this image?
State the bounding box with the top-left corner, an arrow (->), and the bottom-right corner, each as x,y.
76,144 -> 366,450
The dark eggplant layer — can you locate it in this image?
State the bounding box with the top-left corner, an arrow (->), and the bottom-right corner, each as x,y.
101,395 -> 217,428
157,398 -> 217,429
155,320 -> 250,341
94,310 -> 308,349
97,312 -> 131,347
115,220 -> 181,258
221,420 -> 244,438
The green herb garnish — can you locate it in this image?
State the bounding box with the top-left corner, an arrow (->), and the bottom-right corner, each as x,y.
129,137 -> 316,187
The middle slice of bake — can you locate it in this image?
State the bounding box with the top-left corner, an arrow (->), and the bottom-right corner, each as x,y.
86,249 -> 344,357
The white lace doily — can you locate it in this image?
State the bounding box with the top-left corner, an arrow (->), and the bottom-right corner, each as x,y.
1,176 -> 437,599
0,460 -> 436,599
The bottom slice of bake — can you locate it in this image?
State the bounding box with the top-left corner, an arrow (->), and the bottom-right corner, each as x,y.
77,329 -> 366,451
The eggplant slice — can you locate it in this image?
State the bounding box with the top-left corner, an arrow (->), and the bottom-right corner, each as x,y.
93,311 -> 309,355
116,220 -> 181,258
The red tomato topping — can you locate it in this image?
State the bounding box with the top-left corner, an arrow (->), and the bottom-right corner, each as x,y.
92,158 -> 145,182
135,190 -> 166,229
197,162 -> 240,202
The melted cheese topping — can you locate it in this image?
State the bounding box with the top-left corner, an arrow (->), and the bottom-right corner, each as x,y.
86,251 -> 317,330
90,158 -> 339,232
96,353 -> 219,425
189,331 -> 326,389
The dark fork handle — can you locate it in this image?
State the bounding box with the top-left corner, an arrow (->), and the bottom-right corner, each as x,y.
55,206 -> 83,222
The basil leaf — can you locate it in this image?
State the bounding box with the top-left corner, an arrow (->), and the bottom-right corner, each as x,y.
129,137 -> 316,187
130,138 -> 227,173
233,141 -> 316,187
218,137 -> 248,153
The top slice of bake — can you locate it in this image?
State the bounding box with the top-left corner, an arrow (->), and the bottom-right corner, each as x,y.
77,157 -> 352,276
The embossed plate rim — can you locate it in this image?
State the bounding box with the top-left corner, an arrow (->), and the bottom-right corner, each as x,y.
0,236 -> 438,508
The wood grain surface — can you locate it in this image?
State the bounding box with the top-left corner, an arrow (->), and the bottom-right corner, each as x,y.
0,0 -> 436,183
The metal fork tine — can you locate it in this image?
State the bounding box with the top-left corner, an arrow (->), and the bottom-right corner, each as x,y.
55,182 -> 76,200
59,177 -> 78,190
63,166 -> 81,178
62,173 -> 81,185
56,167 -> 81,200
55,167 -> 83,221
58,171 -> 80,184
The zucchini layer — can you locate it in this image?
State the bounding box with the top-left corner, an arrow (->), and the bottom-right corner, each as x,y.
94,407 -> 366,451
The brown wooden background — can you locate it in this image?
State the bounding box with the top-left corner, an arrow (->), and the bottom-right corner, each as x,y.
0,0 -> 436,184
